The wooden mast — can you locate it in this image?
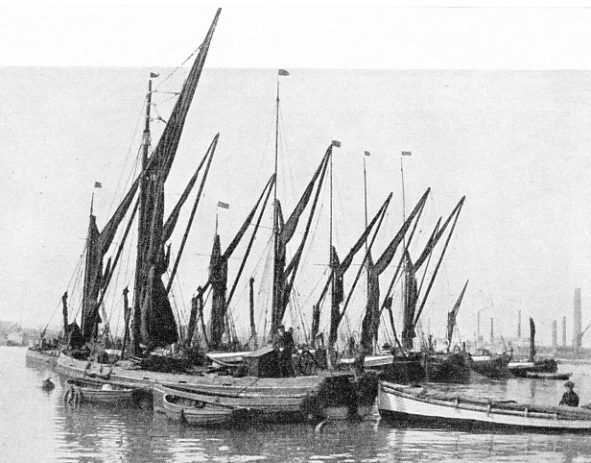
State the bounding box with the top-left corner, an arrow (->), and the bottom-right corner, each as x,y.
131,76 -> 152,356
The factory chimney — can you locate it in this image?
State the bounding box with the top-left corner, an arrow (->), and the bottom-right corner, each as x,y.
574,288 -> 582,350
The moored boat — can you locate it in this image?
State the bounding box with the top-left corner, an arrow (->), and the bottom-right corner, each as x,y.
508,358 -> 558,377
525,371 -> 571,381
63,378 -> 147,405
157,384 -> 237,426
56,350 -> 362,422
509,318 -> 558,378
378,380 -> 591,433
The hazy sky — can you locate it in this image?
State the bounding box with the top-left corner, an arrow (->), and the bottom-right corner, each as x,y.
2,2 -> 591,348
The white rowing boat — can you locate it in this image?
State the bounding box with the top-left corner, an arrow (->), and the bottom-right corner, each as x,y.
378,380 -> 591,432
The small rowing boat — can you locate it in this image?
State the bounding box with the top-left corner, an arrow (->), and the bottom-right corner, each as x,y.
525,372 -> 572,380
378,380 -> 591,433
64,378 -> 144,405
156,384 -> 241,426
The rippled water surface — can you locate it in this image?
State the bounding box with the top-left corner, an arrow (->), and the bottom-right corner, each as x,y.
3,346 -> 591,462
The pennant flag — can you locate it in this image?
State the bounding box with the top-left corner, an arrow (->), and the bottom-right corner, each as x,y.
150,72 -> 159,78
278,69 -> 290,76
332,140 -> 341,148
364,151 -> 371,156
402,151 -> 412,156
94,181 -> 102,188
217,201 -> 230,210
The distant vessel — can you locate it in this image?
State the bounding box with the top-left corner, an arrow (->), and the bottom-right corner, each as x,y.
508,318 -> 558,377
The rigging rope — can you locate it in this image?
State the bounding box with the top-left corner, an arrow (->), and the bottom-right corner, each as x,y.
154,44 -> 203,91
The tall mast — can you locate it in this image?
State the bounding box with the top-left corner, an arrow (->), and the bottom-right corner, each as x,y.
274,79 -> 280,230
328,141 -> 334,367
401,155 -> 407,226
329,143 -> 333,269
363,153 -> 369,238
131,76 -> 152,355
271,70 -> 289,332
271,76 -> 280,331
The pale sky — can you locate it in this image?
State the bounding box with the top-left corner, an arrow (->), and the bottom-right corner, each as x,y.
2,2 -> 591,348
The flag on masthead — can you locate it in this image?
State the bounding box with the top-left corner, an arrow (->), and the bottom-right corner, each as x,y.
278,69 -> 290,76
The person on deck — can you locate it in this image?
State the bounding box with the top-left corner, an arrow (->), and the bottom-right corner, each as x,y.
559,381 -> 579,407
280,327 -> 295,377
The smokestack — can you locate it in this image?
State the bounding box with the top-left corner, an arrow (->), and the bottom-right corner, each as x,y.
562,316 -> 567,347
518,310 -> 521,339
574,288 -> 582,350
552,320 -> 557,349
490,318 -> 494,344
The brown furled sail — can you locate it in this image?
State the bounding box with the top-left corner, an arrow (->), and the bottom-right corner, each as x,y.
359,252 -> 380,355
81,213 -> 103,341
208,234 -> 227,349
446,280 -> 469,347
131,9 -> 222,354
276,149 -> 331,329
358,188 -> 430,351
271,146 -> 331,335
325,193 -> 393,349
203,175 -> 275,349
401,251 -> 419,350
140,173 -> 178,349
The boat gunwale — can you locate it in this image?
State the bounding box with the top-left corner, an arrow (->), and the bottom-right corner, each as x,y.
380,381 -> 591,422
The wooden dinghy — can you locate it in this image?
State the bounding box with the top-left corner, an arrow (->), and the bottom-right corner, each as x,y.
157,384 -> 238,426
152,379 -> 315,422
64,378 -> 142,405
378,380 -> 591,433
525,372 -> 572,380
508,358 -> 558,378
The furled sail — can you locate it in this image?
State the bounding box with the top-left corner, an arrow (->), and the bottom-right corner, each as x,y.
202,175 -> 275,349
325,193 -> 392,348
359,188 -> 430,351
131,9 -> 222,353
271,146 -> 331,334
81,214 -> 102,341
79,180 -> 141,343
359,252 -> 380,354
446,280 -> 469,347
208,234 -> 227,349
401,251 -> 419,349
139,173 -> 179,349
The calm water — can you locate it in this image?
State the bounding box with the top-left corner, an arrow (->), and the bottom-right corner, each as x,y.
3,346 -> 591,462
